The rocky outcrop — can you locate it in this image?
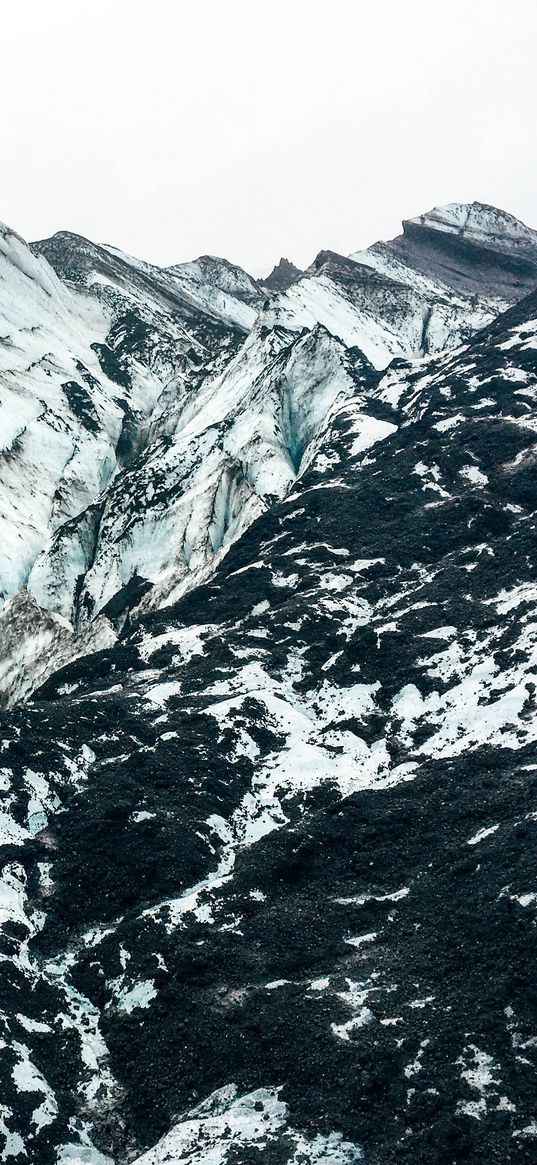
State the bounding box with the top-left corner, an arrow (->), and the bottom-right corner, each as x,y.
260,256 -> 303,293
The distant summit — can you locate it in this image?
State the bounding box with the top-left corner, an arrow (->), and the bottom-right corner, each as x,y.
260,256 -> 302,292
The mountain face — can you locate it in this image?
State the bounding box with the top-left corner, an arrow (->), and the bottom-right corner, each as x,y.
1,200 -> 537,1165
3,201 -> 537,707
0,222 -> 263,702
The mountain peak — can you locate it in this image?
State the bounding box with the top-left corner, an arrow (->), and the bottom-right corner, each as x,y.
259,256 -> 302,292
404,200 -> 537,254
167,253 -> 262,305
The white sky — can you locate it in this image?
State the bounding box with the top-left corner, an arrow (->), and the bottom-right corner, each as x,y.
2,0 -> 536,275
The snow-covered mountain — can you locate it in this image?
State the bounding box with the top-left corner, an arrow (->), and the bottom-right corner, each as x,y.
1,199 -> 537,1164
269,201 -> 537,368
2,201 -> 537,706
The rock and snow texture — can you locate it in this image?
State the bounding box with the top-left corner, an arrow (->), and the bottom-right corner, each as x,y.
164,254 -> 263,331
26,323 -> 373,638
2,202 -> 537,705
0,226 -> 266,702
2,250 -> 535,1160
1,202 -> 537,1163
405,201 -> 537,267
355,200 -> 537,307
265,201 -> 537,371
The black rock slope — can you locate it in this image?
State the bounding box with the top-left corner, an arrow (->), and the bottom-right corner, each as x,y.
1,283 -> 537,1164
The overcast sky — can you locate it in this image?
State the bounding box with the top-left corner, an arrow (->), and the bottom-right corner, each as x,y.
2,0 -> 536,274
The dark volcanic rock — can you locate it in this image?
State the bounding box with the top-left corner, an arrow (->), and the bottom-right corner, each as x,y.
260,257 -> 303,293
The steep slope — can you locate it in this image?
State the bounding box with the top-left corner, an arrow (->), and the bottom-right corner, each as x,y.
33,233 -> 263,341
268,202 -> 537,368
0,228 -> 265,703
0,222 -> 133,700
1,287 -> 537,1164
392,201 -> 537,300
26,325 -> 375,632
2,201 -> 537,711
260,257 -> 303,293
164,253 -> 263,329
0,221 -> 262,608
0,222 -> 120,598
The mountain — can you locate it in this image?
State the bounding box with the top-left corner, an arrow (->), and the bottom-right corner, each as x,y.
268,202 -> 537,369
33,232 -> 264,335
0,225 -> 264,703
353,201 -> 537,304
0,200 -> 537,1164
3,201 -> 537,707
260,257 -> 303,293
